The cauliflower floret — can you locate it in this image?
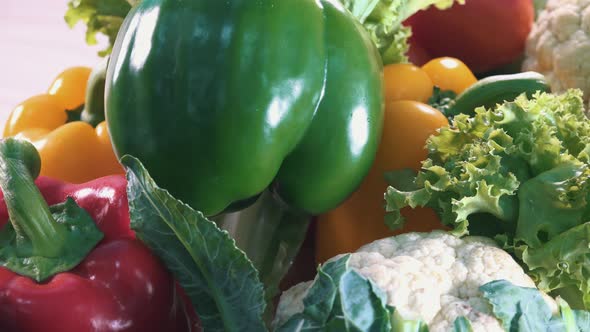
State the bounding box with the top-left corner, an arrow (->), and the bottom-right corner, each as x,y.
523,0 -> 590,101
275,231 -> 556,331
273,281 -> 312,327
428,295 -> 503,332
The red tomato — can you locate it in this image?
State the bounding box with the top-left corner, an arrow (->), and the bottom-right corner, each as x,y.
405,0 -> 534,73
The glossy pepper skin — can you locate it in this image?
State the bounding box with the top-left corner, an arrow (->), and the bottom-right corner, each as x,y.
0,175 -> 199,331
3,64 -> 123,183
316,62 -> 456,262
106,0 -> 384,216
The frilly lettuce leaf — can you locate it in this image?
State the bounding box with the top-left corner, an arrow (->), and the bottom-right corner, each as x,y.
517,223 -> 590,312
65,0 -> 136,56
385,89 -> 590,309
337,0 -> 465,64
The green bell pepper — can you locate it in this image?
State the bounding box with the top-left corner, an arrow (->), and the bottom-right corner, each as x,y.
105,0 -> 384,216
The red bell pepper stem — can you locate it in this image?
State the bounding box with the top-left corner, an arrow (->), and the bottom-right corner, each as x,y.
0,138 -> 67,257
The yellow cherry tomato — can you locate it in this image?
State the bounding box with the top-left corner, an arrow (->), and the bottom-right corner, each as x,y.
4,95 -> 67,137
95,122 -> 125,176
316,100 -> 449,263
14,121 -> 121,183
383,63 -> 434,103
4,67 -> 123,183
47,66 -> 92,110
421,57 -> 477,94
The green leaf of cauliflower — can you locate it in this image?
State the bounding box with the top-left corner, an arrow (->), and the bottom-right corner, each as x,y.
480,280 -> 590,332
274,255 -> 397,332
275,231 -> 590,331
123,155 -> 267,332
452,316 -> 473,332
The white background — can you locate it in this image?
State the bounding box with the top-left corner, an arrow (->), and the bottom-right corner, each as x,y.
0,0 -> 103,125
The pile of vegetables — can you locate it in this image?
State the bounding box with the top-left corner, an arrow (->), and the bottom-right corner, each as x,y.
386,89 -> 590,310
4,63 -> 121,183
1,0 -> 590,331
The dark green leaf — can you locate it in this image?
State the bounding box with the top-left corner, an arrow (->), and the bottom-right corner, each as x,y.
303,264 -> 345,323
338,270 -> 394,331
428,86 -> 457,120
123,155 -> 266,332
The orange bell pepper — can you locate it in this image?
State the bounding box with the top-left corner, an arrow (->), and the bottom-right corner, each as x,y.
3,63 -> 123,183
316,59 -> 477,263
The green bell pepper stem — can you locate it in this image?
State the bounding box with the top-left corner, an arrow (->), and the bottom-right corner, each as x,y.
0,138 -> 67,257
81,57 -> 108,127
214,191 -> 311,319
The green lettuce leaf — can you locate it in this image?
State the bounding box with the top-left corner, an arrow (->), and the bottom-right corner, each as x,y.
337,0 -> 465,64
123,155 -> 267,332
520,223 -> 590,310
385,89 -> 590,309
65,0 -> 135,56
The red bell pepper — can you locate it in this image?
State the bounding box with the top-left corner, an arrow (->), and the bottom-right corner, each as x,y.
0,138 -> 199,332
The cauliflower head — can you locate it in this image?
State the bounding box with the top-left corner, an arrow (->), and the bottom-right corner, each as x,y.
523,0 -> 590,100
274,231 -> 557,331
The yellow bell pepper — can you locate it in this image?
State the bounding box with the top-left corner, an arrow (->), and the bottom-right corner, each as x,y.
315,58 -> 477,263
3,65 -> 123,183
